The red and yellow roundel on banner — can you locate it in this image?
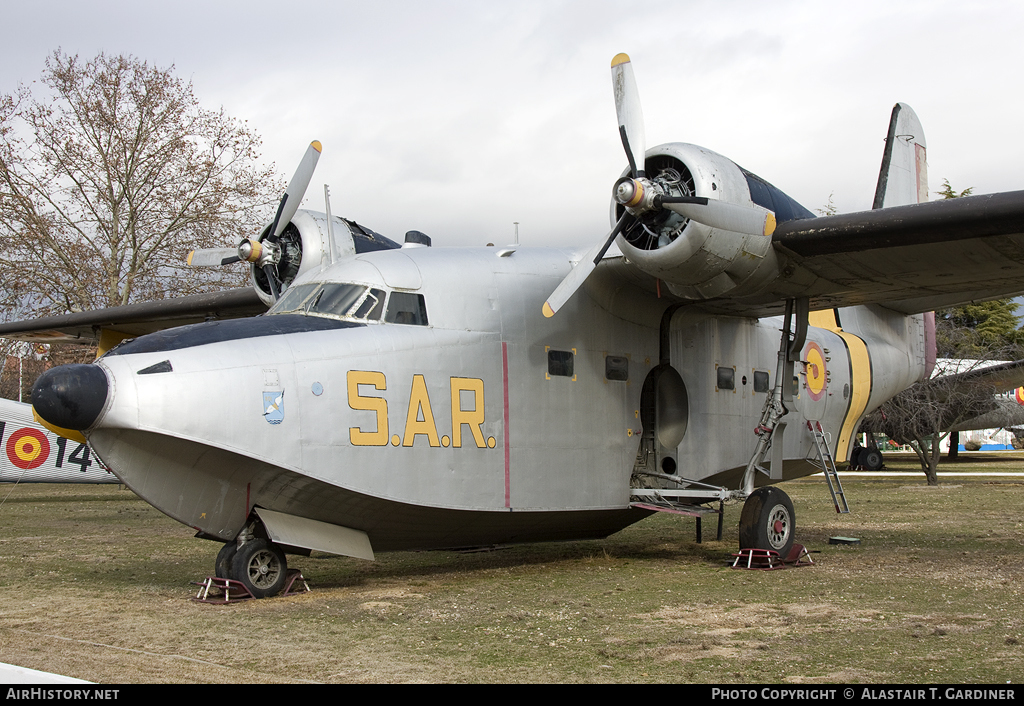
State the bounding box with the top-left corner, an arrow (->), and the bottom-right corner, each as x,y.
803,342 -> 827,401
6,427 -> 50,470
1015,387 -> 1024,405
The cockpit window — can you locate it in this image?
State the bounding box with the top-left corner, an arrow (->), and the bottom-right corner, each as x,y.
385,292 -> 428,326
307,283 -> 367,317
269,282 -> 425,326
269,283 -> 319,314
353,288 -> 386,320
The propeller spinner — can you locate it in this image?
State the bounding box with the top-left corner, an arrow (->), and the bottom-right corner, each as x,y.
542,55 -> 777,318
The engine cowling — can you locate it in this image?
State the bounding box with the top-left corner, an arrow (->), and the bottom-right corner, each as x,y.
250,211 -> 400,306
612,143 -> 814,302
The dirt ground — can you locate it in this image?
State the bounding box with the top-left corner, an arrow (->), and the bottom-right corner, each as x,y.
0,455 -> 1021,683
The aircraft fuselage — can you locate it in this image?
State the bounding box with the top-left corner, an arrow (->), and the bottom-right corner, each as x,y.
76,244 -> 928,552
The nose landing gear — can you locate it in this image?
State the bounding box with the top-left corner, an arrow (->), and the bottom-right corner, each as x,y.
230,538 -> 288,598
212,529 -> 290,599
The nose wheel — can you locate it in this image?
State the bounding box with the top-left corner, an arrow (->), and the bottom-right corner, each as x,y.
225,538 -> 288,598
215,541 -> 237,579
739,486 -> 795,556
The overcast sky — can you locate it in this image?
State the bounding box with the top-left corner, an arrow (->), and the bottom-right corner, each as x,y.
3,0 -> 1022,247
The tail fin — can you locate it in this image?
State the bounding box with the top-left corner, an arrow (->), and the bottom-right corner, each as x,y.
872,103 -> 928,208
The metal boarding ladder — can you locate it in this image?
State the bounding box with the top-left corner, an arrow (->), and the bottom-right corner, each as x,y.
806,421 -> 849,514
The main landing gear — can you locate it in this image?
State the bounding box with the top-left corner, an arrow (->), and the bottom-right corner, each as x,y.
739,486 -> 795,557
215,532 -> 289,599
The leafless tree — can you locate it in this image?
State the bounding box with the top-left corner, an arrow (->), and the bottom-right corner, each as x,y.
0,50 -> 282,317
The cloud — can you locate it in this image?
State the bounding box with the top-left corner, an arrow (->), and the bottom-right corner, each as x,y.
2,0 -> 1022,246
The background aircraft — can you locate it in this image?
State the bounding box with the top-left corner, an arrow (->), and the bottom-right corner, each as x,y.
934,360 -> 1024,439
856,358 -> 1024,469
0,398 -> 116,484
2,55 -> 1024,597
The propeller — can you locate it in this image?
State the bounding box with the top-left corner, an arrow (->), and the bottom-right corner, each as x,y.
187,140 -> 322,300
609,182 -> 776,237
542,212 -> 632,318
541,55 -> 646,318
542,54 -> 776,317
186,248 -> 238,267
659,196 -> 776,237
612,53 -> 645,179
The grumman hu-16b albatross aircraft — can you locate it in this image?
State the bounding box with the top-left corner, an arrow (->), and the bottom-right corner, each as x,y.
3,54 -> 1024,597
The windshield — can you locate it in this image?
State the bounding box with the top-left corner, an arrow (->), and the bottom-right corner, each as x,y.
268,282 -> 387,322
269,283 -> 319,314
307,283 -> 367,316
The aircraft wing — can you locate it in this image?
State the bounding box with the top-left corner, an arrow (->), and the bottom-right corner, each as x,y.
928,359 -> 1024,398
947,396 -> 1024,433
0,288 -> 267,344
922,359 -> 1024,433
861,359 -> 1024,440
764,190 -> 1024,316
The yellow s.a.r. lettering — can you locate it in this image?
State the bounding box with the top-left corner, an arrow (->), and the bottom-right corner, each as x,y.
348,370 -> 388,446
403,374 -> 440,447
450,377 -> 486,448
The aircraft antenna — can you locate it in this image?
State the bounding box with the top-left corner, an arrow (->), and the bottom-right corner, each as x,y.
324,185 -> 338,265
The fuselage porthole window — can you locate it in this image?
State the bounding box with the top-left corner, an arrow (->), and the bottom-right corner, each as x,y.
717,366 -> 735,391
548,350 -> 575,378
753,370 -> 770,393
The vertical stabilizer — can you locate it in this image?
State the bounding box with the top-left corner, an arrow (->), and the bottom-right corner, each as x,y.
872,103 -> 928,208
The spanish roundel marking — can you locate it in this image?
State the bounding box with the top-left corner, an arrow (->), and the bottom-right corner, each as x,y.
6,427 -> 50,470
1015,387 -> 1024,405
803,342 -> 827,401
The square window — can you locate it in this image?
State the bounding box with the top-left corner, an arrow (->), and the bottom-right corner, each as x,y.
717,366 -> 734,390
548,350 -> 574,378
753,370 -> 770,393
605,355 -> 628,381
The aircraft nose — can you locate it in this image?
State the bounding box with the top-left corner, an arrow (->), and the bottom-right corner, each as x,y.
31,364 -> 109,431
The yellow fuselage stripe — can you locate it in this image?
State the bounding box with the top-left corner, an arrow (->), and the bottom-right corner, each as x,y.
807,310 -> 872,460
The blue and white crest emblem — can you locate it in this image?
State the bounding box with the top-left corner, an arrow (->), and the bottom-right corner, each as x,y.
263,391 -> 285,425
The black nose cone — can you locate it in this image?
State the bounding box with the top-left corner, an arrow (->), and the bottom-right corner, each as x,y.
31,364 -> 109,431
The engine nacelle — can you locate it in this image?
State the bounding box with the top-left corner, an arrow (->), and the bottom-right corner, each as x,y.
251,210 -> 400,306
612,143 -> 814,302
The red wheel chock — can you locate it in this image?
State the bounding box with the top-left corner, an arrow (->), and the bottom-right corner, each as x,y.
731,543 -> 813,570
191,568 -> 310,603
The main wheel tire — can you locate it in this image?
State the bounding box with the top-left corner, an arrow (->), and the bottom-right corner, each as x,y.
229,539 -> 287,598
739,486 -> 795,556
862,448 -> 883,472
215,541 -> 237,579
